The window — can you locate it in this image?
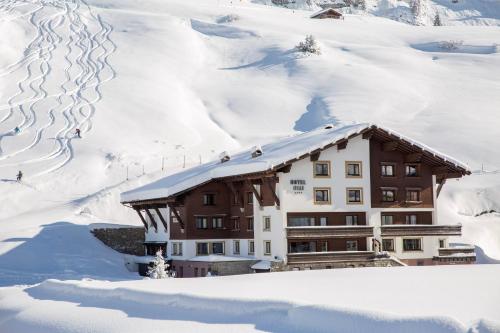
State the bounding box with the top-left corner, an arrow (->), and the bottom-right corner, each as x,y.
212,217 -> 223,229
264,241 -> 272,255
246,192 -> 253,204
319,241 -> 328,252
195,217 -> 208,229
172,242 -> 183,256
289,241 -> 316,253
212,242 -> 224,255
314,188 -> 331,204
345,215 -> 358,226
232,217 -> 240,230
381,215 -> 393,225
247,217 -> 254,231
319,217 -> 327,226
381,164 -> 395,177
382,239 -> 394,252
233,240 -> 240,255
346,240 -> 358,251
382,189 -> 396,202
405,164 -> 418,177
289,216 -> 315,227
346,161 -> 362,177
197,242 -> 209,255
405,214 -> 417,225
194,267 -> 199,277
263,216 -> 271,231
314,161 -> 331,177
201,268 -> 206,277
197,242 -> 224,255
439,239 -> 446,248
347,188 -> 363,204
248,240 -> 255,254
403,238 -> 422,251
203,193 -> 215,206
406,190 -> 421,202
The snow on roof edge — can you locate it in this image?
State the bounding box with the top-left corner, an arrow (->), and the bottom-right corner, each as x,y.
120,123 -> 470,203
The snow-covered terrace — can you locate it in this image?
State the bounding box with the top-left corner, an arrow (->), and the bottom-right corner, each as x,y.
121,123 -> 470,203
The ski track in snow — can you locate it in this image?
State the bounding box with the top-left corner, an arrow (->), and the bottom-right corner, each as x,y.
0,0 -> 115,178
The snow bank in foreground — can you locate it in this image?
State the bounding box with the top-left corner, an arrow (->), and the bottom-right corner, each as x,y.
1,266 -> 499,333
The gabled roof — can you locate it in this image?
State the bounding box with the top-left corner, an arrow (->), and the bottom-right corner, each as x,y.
310,8 -> 343,18
120,123 -> 470,203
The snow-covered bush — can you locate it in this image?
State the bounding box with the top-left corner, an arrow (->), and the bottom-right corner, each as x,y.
216,14 -> 240,24
147,250 -> 168,279
296,35 -> 321,55
439,40 -> 464,51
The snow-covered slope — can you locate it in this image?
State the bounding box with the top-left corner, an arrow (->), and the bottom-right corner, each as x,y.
1,265 -> 500,333
255,0 -> 500,26
0,0 -> 499,330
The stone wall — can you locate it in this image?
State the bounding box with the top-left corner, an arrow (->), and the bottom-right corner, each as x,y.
92,227 -> 145,256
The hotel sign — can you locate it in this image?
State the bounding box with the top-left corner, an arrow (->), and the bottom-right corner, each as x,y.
290,179 -> 306,193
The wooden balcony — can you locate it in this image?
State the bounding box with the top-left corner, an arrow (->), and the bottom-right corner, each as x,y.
286,226 -> 374,239
287,251 -> 377,265
438,246 -> 475,256
380,224 -> 461,237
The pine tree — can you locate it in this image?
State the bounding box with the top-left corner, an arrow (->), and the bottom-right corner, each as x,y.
433,13 -> 442,26
296,35 -> 321,55
147,249 -> 168,279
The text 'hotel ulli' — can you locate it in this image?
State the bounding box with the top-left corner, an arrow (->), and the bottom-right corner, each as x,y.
120,123 -> 475,278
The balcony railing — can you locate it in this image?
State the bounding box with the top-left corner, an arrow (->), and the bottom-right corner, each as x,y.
438,246 -> 475,256
287,251 -> 377,265
380,224 -> 461,237
286,226 -> 374,239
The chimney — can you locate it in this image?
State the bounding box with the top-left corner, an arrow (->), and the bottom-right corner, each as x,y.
219,151 -> 230,163
251,145 -> 263,158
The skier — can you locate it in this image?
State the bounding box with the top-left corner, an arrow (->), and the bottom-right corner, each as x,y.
16,170 -> 23,182
75,128 -> 81,138
14,127 -> 20,134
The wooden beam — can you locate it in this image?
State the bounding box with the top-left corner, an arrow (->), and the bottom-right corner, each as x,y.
246,180 -> 263,206
144,208 -> 158,232
225,181 -> 244,209
167,202 -> 185,230
134,207 -> 148,230
337,139 -> 348,151
405,152 -> 423,163
362,130 -> 374,140
310,150 -> 321,161
263,177 -> 280,207
154,207 -> 168,231
436,178 -> 447,198
382,141 -> 398,151
432,166 -> 449,175
277,164 -> 292,173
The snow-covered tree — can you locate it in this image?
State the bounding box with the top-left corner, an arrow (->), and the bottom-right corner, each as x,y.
433,13 -> 442,26
296,35 -> 321,55
147,249 -> 168,279
410,0 -> 428,25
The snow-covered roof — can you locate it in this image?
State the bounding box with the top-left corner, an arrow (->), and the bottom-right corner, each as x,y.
310,8 -> 343,18
251,260 -> 272,270
121,123 -> 470,203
